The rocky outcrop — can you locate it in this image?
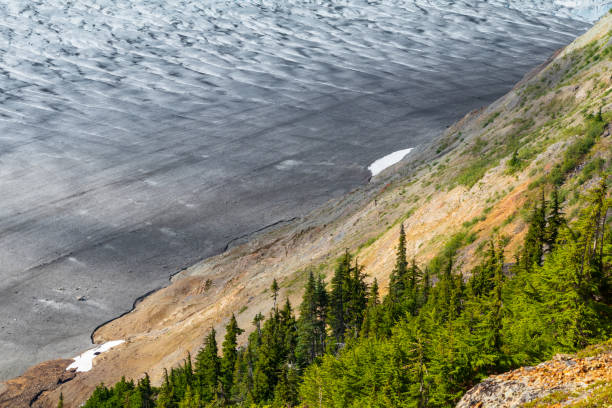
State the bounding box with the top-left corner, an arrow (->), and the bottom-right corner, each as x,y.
456,344 -> 612,408
0,359 -> 75,408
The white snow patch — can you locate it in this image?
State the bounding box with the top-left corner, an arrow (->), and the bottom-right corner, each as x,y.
67,340 -> 125,372
368,148 -> 413,176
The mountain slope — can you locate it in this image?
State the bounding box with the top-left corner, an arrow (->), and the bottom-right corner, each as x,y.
2,9 -> 612,408
0,0 -> 591,382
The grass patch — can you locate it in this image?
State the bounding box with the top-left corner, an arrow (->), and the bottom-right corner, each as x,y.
548,115 -> 604,186
462,215 -> 486,229
454,157 -> 496,188
574,339 -> 612,358
428,230 -> 478,275
357,236 -> 379,252
578,157 -> 605,185
482,111 -> 500,128
566,382 -> 612,408
522,390 -> 577,407
502,211 -> 517,227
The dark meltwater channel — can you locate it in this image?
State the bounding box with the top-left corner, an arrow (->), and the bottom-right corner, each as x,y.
0,0 -> 597,378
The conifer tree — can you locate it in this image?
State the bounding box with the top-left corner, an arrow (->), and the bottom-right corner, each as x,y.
271,279 -> 280,310
156,369 -> 173,408
220,314 -> 244,404
408,258 -> 421,291
232,321 -> 264,405
251,299 -> 297,405
469,241 -> 499,297
253,312 -> 264,338
522,193 -> 547,271
296,271 -> 318,367
546,187 -> 564,251
405,258 -> 422,315
346,257 -> 368,338
329,250 -> 351,346
252,315 -> 276,403
314,273 -> 328,355
279,299 -> 298,365
389,224 -> 408,302
434,255 -> 457,321
273,365 -> 299,407
195,329 -> 220,402
178,385 -> 198,408
136,373 -> 154,408
230,312 -> 264,403
463,241 -> 505,376
57,393 -> 64,408
420,267 -> 431,308
253,302 -> 295,404
361,278 -> 381,337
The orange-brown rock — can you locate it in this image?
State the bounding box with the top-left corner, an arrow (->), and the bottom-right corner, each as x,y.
0,359 -> 74,408
456,347 -> 612,408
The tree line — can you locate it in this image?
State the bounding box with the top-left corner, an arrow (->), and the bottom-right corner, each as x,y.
80,180 -> 611,408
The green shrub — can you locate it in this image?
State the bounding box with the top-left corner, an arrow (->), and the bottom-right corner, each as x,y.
454,158 -> 496,188
483,112 -> 501,128
548,116 -> 604,186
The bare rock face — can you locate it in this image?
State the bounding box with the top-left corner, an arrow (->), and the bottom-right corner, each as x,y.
456,346 -> 612,408
0,359 -> 75,408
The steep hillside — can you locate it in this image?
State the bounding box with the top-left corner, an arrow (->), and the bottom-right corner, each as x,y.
2,10 -> 611,408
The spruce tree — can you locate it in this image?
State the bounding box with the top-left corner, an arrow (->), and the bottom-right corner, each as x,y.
314,273 -> 328,354
253,308 -> 285,403
271,278 -> 280,310
406,258 -> 422,315
420,267 -> 431,308
156,369 -> 173,408
57,393 -> 64,408
329,250 -> 351,346
253,312 -> 264,338
296,271 -> 318,367
546,187 -> 564,251
522,193 -> 547,271
279,298 -> 298,365
389,223 -> 408,302
195,329 -> 220,402
346,257 -> 368,338
361,278 -> 381,337
408,258 -> 421,292
463,241 -> 505,376
436,255 -> 456,321
273,365 -> 299,407
136,373 -> 154,408
469,241 -> 499,297
178,385 -> 195,408
220,314 -> 244,404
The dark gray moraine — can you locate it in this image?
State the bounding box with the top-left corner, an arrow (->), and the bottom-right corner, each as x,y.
0,0 -> 599,379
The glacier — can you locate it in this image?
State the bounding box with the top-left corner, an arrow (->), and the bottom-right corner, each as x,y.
0,0 -> 603,379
